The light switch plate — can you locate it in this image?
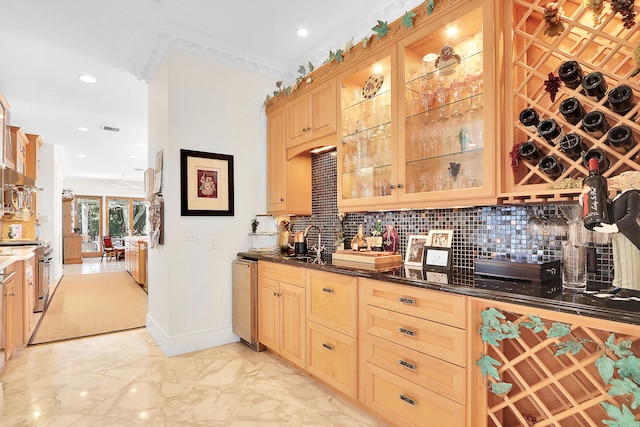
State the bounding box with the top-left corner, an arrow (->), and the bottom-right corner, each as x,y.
184,226 -> 196,241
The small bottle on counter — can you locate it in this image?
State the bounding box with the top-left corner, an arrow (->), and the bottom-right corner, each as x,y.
558,97 -> 586,125
581,72 -> 608,103
608,84 -> 636,117
582,148 -> 610,173
559,133 -> 588,160
558,60 -> 584,90
537,118 -> 565,146
518,140 -> 543,165
518,108 -> 540,132
582,110 -> 611,139
607,125 -> 636,154
371,220 -> 383,252
351,224 -> 367,252
539,155 -> 565,178
582,157 -> 610,230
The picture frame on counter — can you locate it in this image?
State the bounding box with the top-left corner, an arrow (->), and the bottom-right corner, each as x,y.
404,266 -> 424,280
427,229 -> 453,248
180,149 -> 235,216
404,235 -> 429,266
423,246 -> 453,271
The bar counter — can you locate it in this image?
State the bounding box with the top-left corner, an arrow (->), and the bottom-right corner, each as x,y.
238,251 -> 640,327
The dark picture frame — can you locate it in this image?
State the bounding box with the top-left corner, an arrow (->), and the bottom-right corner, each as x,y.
422,246 -> 453,271
404,235 -> 429,266
180,149 -> 234,216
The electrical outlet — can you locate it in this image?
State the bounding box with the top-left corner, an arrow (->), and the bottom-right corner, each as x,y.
210,237 -> 217,249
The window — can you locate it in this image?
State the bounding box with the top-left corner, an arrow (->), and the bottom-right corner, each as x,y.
107,197 -> 147,238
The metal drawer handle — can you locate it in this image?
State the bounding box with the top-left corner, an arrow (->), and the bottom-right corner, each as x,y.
399,394 -> 416,406
399,327 -> 416,337
322,343 -> 334,351
322,287 -> 333,293
398,297 -> 416,305
398,359 -> 416,371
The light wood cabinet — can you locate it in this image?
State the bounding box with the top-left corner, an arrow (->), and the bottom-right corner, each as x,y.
22,255 -> 35,343
62,198 -> 82,264
0,91 -> 12,171
257,261 -> 306,369
266,106 -> 311,215
305,269 -> 359,399
4,263 -> 16,361
125,238 -> 147,289
286,78 -> 337,149
9,126 -> 28,175
359,278 -> 469,426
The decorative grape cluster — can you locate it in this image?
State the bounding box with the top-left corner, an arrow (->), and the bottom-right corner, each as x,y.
543,2 -> 563,25
547,177 -> 583,189
509,142 -> 524,175
611,0 -> 636,29
543,72 -> 562,102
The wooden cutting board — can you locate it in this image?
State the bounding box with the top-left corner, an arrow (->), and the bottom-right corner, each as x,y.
332,250 -> 402,266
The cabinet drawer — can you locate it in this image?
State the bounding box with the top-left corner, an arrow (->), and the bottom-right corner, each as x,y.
362,305 -> 467,367
306,320 -> 358,399
363,363 -> 465,427
360,279 -> 466,328
363,334 -> 465,405
306,270 -> 358,337
258,261 -> 305,287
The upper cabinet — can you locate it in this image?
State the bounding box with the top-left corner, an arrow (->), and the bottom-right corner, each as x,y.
286,78 -> 337,151
10,126 -> 28,176
0,92 -> 13,170
501,0 -> 640,203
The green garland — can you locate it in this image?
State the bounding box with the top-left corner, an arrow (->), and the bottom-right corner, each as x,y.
477,307 -> 640,426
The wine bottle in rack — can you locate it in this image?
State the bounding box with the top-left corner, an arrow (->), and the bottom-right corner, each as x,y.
582,110 -> 611,138
518,140 -> 543,164
582,148 -> 610,173
518,108 -> 540,132
539,155 -> 564,178
581,72 -> 608,103
582,156 -> 610,231
559,133 -> 588,160
558,97 -> 586,125
607,125 -> 636,154
558,60 -> 584,90
537,118 -> 565,146
608,84 -> 636,117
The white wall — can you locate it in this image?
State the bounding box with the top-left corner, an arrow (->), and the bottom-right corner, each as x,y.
147,49 -> 273,356
38,144 -> 64,283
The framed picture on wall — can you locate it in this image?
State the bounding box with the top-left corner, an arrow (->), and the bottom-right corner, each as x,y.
180,149 -> 235,216
404,235 -> 429,266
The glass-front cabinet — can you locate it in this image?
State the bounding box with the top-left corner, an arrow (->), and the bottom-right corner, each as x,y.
337,0 -> 497,212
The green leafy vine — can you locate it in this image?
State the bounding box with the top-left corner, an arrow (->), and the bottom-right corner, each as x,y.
477,307 -> 640,426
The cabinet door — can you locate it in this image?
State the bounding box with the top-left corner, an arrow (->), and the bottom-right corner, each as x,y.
398,0 -> 496,207
286,95 -> 310,148
267,107 -> 287,213
4,278 -> 15,361
280,282 -> 305,369
23,271 -> 34,343
308,78 -> 337,141
258,276 -> 280,351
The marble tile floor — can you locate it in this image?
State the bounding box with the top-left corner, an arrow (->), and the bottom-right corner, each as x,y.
0,260 -> 387,426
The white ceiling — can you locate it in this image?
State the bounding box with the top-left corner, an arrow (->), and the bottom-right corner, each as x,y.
0,0 -> 417,181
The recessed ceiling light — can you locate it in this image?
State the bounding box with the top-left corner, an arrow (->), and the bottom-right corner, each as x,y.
139,143 -> 147,147
78,154 -> 86,158
129,155 -> 137,158
79,75 -> 97,83
77,127 -> 89,132
297,28 -> 309,37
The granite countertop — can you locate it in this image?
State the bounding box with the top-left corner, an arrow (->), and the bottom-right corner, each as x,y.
238,251 -> 640,327
0,246 -> 38,270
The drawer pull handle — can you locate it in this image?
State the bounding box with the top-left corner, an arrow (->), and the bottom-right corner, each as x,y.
399,327 -> 416,337
398,359 -> 416,371
321,287 -> 334,293
322,343 -> 334,351
398,297 -> 416,305
399,394 -> 416,406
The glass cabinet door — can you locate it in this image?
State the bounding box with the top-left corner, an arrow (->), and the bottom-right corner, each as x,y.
401,6 -> 488,198
338,51 -> 395,204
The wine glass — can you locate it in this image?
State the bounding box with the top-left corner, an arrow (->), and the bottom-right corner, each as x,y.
449,79 -> 465,117
421,89 -> 435,121
526,207 -> 546,237
435,83 -> 450,121
464,74 -> 480,112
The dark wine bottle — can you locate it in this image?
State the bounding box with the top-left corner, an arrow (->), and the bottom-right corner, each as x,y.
558,97 -> 586,125
608,84 -> 636,116
559,133 -> 587,160
582,157 -> 610,230
581,72 -> 608,102
582,148 -> 610,173
582,110 -> 611,138
518,141 -> 543,165
558,61 -> 584,90
537,118 -> 565,146
518,108 -> 540,132
607,125 -> 636,154
539,155 -> 564,178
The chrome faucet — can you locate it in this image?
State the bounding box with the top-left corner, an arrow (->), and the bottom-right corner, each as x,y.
304,225 -> 325,264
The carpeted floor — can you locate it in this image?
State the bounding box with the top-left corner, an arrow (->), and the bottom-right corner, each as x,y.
29,271 -> 148,345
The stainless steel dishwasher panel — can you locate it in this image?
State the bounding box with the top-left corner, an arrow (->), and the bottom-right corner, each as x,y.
232,259 -> 264,351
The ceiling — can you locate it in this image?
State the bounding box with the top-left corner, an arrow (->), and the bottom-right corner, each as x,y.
0,0 -> 416,182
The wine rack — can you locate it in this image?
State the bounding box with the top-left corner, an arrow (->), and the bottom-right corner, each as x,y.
502,0 -> 640,204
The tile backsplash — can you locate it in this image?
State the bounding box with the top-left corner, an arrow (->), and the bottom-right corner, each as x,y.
288,151 -> 613,288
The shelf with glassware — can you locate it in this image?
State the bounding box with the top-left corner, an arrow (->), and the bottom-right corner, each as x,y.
500,0 -> 640,204
337,48 -> 397,210
398,2 -> 497,208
